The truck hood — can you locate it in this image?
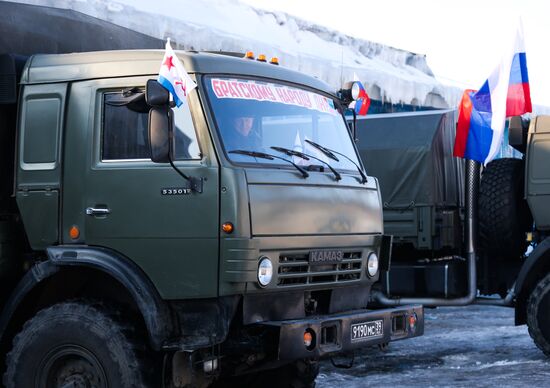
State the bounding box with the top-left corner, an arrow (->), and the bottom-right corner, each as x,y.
245,169 -> 383,236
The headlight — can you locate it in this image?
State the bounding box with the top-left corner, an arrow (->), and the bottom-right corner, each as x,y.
367,252 -> 379,277
257,256 -> 273,287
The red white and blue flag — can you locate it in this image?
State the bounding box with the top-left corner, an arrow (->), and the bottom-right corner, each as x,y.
453,25 -> 532,164
350,81 -> 371,116
158,39 -> 196,107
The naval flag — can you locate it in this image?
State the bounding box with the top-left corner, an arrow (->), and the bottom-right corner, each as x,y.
158,39 -> 197,107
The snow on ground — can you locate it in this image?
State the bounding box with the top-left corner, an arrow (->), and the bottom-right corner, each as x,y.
11,0 -> 459,108
318,305 -> 550,387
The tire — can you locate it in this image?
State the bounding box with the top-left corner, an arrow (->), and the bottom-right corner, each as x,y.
479,158 -> 532,261
527,273 -> 550,356
4,301 -> 153,388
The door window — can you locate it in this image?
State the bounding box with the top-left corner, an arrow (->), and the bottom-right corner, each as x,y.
102,90 -> 201,161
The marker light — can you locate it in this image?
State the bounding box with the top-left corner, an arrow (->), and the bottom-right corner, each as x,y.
367,252 -> 379,277
69,226 -> 80,240
304,330 -> 314,348
409,313 -> 418,331
257,256 -> 273,287
257,54 -> 267,62
269,57 -> 279,65
222,222 -> 234,234
244,51 -> 255,60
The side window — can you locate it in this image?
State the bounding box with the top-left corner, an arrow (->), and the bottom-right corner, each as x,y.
173,100 -> 201,160
21,96 -> 62,170
102,91 -> 201,161
102,93 -> 149,160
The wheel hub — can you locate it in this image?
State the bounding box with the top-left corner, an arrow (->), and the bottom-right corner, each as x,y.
38,345 -> 107,388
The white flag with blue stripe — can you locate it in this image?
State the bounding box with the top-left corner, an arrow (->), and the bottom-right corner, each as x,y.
158,39 -> 196,107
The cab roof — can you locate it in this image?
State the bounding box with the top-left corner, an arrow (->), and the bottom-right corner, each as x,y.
20,50 -> 335,95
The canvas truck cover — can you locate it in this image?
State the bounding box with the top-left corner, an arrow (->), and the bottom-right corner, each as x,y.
0,2 -> 162,55
354,110 -> 464,209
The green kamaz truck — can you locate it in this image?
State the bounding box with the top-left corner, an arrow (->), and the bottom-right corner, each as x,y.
355,109 -> 550,358
0,51 -> 423,387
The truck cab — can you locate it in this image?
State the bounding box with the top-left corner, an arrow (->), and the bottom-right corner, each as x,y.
0,51 -> 423,387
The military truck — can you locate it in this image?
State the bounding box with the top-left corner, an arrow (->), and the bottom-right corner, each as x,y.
354,109 -> 550,357
0,51 -> 423,387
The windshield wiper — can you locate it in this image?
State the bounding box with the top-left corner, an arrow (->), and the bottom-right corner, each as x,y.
305,139 -> 368,184
270,146 -> 341,181
229,150 -> 309,178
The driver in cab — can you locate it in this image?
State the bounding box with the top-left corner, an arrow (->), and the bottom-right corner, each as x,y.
222,115 -> 261,152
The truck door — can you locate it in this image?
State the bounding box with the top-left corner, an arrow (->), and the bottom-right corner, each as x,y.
526,116 -> 550,230
15,83 -> 67,250
62,77 -> 219,299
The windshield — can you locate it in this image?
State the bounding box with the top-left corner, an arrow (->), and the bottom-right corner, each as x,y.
205,76 -> 362,172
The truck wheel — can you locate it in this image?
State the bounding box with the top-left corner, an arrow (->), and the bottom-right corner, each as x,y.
479,158 -> 532,261
527,273 -> 550,356
3,301 -> 153,388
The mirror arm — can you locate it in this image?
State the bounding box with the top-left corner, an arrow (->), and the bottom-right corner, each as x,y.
352,109 -> 358,142
167,141 -> 204,194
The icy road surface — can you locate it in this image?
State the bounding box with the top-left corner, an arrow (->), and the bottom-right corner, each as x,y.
318,305 -> 550,387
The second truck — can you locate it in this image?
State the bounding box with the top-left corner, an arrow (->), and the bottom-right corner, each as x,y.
356,109 -> 550,358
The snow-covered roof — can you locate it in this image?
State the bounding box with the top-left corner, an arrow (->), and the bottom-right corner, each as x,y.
13,0 -> 464,108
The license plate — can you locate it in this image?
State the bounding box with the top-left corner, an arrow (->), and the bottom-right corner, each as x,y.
351,320 -> 383,341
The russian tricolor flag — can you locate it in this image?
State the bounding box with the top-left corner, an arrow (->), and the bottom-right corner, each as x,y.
353,81 -> 371,116
453,25 -> 532,164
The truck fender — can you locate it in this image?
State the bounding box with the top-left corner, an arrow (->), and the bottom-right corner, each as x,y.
0,246 -> 174,350
514,237 -> 550,325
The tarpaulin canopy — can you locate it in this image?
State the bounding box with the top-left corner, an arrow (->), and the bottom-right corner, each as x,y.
355,109 -> 464,208
0,2 -> 161,55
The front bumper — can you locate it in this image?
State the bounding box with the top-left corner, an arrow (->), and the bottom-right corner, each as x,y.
260,305 -> 423,359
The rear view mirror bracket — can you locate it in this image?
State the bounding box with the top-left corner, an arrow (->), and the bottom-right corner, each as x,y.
146,79 -> 203,193
146,79 -> 170,107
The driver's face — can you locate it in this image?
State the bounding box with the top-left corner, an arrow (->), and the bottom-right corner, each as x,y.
233,117 -> 254,136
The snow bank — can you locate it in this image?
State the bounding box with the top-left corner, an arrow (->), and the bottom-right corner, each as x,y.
13,0 -> 460,108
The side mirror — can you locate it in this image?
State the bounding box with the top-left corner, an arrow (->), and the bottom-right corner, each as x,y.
509,115 -> 530,154
146,79 -> 170,107
149,107 -> 173,163
339,81 -> 362,105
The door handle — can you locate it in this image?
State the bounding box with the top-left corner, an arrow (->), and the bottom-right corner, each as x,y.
86,207 -> 111,216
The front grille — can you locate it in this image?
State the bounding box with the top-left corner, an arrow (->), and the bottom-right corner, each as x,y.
278,251 -> 363,287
